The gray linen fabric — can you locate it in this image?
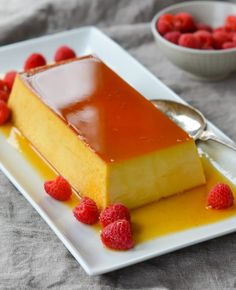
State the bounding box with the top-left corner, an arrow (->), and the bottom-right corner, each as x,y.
1,0 -> 236,289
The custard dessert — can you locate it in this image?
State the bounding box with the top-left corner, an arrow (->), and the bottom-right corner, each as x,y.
8,55 -> 205,208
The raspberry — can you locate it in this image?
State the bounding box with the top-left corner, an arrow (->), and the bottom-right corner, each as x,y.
54,46 -> 76,62
213,31 -> 232,49
4,71 -> 17,91
157,14 -> 176,35
24,53 -> 46,71
0,90 -> 9,102
101,219 -> 134,250
164,31 -> 181,44
196,23 -> 212,32
0,100 -> 11,125
99,203 -> 130,228
44,176 -> 72,201
214,26 -> 231,33
207,183 -> 234,210
222,42 -> 236,49
174,12 -> 196,32
194,30 -> 214,49
178,33 -> 201,49
225,15 -> 236,31
73,197 -> 99,225
0,79 -> 8,92
232,33 -> 236,44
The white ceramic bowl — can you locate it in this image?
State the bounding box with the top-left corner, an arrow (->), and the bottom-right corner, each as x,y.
151,1 -> 236,80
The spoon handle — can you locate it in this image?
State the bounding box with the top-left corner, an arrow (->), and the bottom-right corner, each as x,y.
199,131 -> 236,151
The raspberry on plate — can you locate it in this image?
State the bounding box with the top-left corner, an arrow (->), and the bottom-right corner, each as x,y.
24,53 -> 47,71
196,23 -> 213,32
0,90 -> 9,102
0,79 -> 8,92
178,33 -> 201,49
4,71 -> 17,91
99,203 -> 130,228
0,100 -> 11,125
194,30 -> 214,49
213,31 -> 232,49
164,31 -> 181,44
174,12 -> 196,32
225,15 -> 236,31
157,14 -> 176,35
207,183 -> 234,210
101,219 -> 134,250
44,175 -> 72,201
54,46 -> 76,62
73,197 -> 99,225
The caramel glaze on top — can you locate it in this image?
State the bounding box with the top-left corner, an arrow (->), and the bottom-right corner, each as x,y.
23,55 -> 190,163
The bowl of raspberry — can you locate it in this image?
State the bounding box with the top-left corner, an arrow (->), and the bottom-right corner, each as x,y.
151,1 -> 236,80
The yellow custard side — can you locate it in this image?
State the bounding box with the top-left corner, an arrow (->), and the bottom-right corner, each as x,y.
1,124 -> 236,244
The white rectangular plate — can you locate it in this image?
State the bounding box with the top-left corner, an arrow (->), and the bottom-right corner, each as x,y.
1,26 -> 236,275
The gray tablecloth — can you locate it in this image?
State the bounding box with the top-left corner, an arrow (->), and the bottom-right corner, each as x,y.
1,1 -> 236,289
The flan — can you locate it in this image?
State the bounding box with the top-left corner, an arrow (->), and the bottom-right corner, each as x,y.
8,55 -> 205,208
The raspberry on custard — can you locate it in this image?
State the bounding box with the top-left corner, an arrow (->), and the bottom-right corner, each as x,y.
164,31 -> 181,44
194,30 -> 214,49
73,197 -> 99,225
4,71 -> 17,91
44,175 -> 72,201
54,46 -> 76,62
99,203 -> 130,228
157,14 -> 176,35
207,183 -> 234,210
0,100 -> 11,125
101,219 -> 134,250
24,53 -> 47,71
174,12 -> 196,32
178,33 -> 201,49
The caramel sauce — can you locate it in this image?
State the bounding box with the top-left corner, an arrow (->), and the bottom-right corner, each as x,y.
1,124 -> 236,244
24,55 -> 190,163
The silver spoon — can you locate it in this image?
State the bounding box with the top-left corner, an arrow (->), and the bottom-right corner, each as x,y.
151,99 -> 236,151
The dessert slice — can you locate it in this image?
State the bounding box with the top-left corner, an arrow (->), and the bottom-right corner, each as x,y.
8,55 -> 205,208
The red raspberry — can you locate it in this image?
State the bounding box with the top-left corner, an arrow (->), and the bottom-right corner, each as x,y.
0,79 -> 8,92
222,42 -> 236,49
24,53 -> 46,71
178,33 -> 201,49
213,31 -> 232,49
0,100 -> 11,125
0,90 -> 9,102
196,23 -> 212,32
4,71 -> 17,91
157,14 -> 176,35
214,26 -> 231,33
225,15 -> 236,31
73,197 -> 99,225
54,46 -> 76,62
232,33 -> 236,44
99,203 -> 130,228
44,176 -> 72,201
207,183 -> 234,210
164,31 -> 181,44
174,12 -> 196,33
194,30 -> 214,49
101,219 -> 134,250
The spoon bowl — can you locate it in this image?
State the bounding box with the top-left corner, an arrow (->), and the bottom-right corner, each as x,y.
151,99 -> 236,151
